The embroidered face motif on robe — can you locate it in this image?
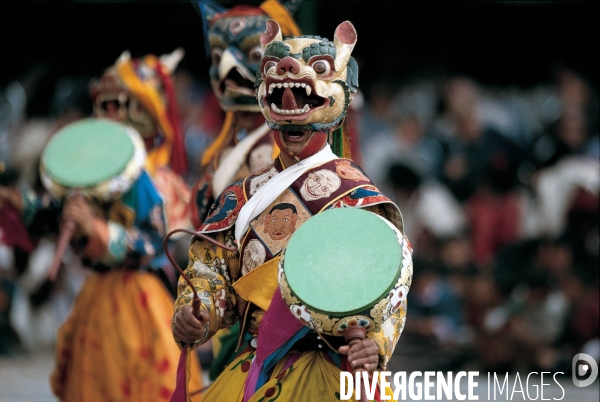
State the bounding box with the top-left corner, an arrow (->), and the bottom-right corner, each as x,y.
334,159 -> 368,182
299,169 -> 341,201
249,189 -> 310,256
242,238 -> 267,275
263,202 -> 298,240
256,20 -> 359,131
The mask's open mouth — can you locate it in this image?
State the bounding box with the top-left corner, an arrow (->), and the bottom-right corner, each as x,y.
219,69 -> 256,97
282,130 -> 309,143
264,78 -> 328,119
95,91 -> 130,116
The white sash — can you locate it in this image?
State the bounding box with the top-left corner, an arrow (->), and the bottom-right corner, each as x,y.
211,122 -> 272,199
234,144 -> 337,244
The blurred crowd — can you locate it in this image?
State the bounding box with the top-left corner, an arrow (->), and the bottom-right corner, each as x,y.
360,68 -> 599,375
1,60 -> 598,377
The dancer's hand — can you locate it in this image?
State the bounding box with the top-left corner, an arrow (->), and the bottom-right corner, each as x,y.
172,305 -> 210,344
338,337 -> 379,373
62,195 -> 95,239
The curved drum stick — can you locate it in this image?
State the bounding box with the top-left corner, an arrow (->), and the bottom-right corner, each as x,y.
47,219 -> 76,281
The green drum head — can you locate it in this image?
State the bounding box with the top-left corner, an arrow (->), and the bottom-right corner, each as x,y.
42,119 -> 135,188
283,207 -> 402,316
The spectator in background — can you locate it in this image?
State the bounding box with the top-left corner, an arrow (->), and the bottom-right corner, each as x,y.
531,146 -> 599,240
358,79 -> 398,145
465,143 -> 526,268
438,233 -> 480,312
475,271 -> 565,372
476,235 -> 577,372
556,264 -> 599,368
527,67 -> 600,240
386,161 -> 467,264
363,111 -> 444,195
531,107 -> 595,170
429,76 -> 529,268
393,257 -> 469,373
430,76 -> 526,202
528,69 -> 599,177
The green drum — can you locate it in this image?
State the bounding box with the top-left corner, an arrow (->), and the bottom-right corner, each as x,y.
40,118 -> 146,201
39,118 -> 148,280
279,207 -> 411,338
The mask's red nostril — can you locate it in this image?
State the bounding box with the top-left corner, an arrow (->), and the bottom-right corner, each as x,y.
276,57 -> 300,75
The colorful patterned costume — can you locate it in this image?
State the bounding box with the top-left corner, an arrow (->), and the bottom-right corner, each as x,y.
25,120 -> 204,401
189,0 -> 303,381
90,49 -> 192,236
48,169 -> 202,401
189,0 -> 302,229
176,160 -> 411,401
174,20 -> 413,402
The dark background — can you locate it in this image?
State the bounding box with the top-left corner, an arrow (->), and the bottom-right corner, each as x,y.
0,0 -> 597,93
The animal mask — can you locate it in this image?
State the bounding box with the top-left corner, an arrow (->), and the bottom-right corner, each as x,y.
90,49 -> 188,175
90,49 -> 183,139
256,20 -> 359,131
194,0 -> 301,112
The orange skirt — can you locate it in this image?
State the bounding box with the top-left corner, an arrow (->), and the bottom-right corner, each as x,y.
50,270 -> 203,401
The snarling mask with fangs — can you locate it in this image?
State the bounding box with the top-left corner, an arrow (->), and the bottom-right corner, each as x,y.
256,20 -> 359,131
207,13 -> 272,112
194,0 -> 302,113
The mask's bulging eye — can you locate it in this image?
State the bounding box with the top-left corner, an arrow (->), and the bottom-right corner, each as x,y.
211,48 -> 223,66
311,60 -> 331,76
248,46 -> 263,64
263,60 -> 277,74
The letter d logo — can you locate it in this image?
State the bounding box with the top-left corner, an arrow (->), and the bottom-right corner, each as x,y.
572,353 -> 598,387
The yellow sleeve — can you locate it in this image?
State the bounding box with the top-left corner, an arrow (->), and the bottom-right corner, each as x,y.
368,301 -> 408,370
173,228 -> 240,350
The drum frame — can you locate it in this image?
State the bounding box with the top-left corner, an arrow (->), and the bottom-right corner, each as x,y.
278,208 -> 412,337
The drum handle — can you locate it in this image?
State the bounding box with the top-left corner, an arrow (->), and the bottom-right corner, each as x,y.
163,228 -> 237,318
343,326 -> 369,402
47,219 -> 76,281
343,326 -> 366,345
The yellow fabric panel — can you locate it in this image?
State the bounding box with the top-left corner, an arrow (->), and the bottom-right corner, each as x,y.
201,349 -> 397,402
108,199 -> 136,229
271,141 -> 280,160
232,256 -> 280,311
